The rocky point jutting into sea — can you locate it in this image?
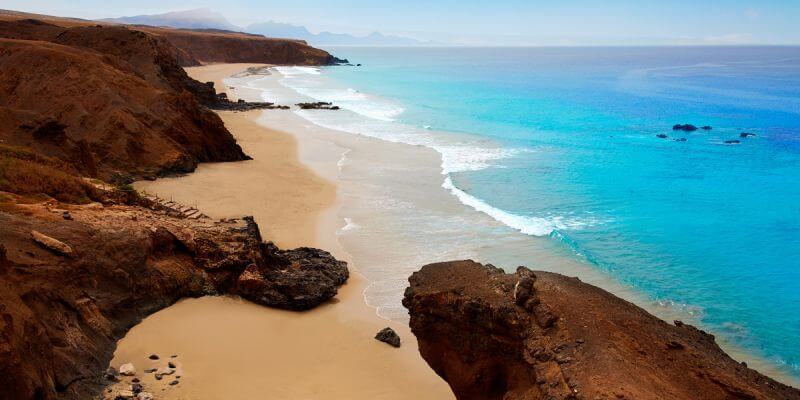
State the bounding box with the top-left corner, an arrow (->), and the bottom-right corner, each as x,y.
0,8 -> 799,400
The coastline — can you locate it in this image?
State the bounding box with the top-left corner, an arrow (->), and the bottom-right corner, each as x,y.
116,62 -> 799,395
120,65 -> 454,399
238,64 -> 800,386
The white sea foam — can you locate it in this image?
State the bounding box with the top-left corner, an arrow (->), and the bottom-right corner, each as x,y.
275,66 -> 321,76
269,67 -> 597,238
339,217 -> 360,233
442,176 -> 559,236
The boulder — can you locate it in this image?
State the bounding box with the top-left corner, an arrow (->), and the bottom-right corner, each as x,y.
233,244 -> 348,311
104,367 -> 119,382
656,134 -> 668,139
30,230 -> 74,257
115,390 -> 135,400
740,132 -> 757,138
118,363 -> 135,376
375,327 -> 401,348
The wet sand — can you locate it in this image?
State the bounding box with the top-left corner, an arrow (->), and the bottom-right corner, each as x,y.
115,65 -> 455,399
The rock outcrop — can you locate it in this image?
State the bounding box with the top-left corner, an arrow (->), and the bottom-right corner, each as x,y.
0,10 -> 342,67
0,194 -> 348,400
0,20 -> 249,182
403,260 -> 800,400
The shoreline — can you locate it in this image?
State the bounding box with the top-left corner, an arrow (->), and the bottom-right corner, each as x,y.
241,64 -> 800,386
118,62 -> 799,394
119,65 -> 454,399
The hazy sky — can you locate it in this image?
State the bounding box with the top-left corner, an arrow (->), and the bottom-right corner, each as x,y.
5,0 -> 800,45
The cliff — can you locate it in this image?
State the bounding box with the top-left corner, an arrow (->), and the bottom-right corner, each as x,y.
0,11 -> 350,399
403,260 -> 800,400
0,192 -> 348,400
0,18 -> 249,182
0,9 -> 341,66
137,27 -> 343,66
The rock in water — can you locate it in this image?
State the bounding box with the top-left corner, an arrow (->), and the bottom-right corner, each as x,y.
673,123 -> 699,131
375,327 -> 401,348
403,260 -> 800,400
118,363 -> 135,376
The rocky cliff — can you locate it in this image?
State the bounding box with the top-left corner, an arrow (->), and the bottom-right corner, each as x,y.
0,18 -> 249,182
138,27 -> 343,66
404,260 -> 800,400
0,192 -> 347,400
0,10 -> 341,66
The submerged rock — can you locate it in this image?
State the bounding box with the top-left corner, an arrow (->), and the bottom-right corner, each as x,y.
296,102 -> 340,110
673,124 -> 699,131
375,327 -> 401,348
656,134 -> 668,139
740,132 -> 757,138
725,139 -> 741,144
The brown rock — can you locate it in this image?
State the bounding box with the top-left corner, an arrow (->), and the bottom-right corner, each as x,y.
403,260 -> 800,400
30,230 -> 74,257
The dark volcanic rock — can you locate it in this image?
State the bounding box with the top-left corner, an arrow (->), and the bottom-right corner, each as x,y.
740,132 -> 757,138
403,260 -> 800,400
296,102 -> 340,110
701,125 -> 713,130
234,243 -> 348,311
375,327 -> 401,348
0,197 -> 348,400
673,124 -> 698,132
656,134 -> 668,139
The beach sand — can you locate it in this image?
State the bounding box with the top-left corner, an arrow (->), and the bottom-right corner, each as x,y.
114,65 -> 455,399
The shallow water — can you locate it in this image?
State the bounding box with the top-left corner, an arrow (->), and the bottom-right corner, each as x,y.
231,47 -> 800,381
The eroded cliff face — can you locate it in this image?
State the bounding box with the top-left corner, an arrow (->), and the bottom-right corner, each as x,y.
0,194 -> 348,400
139,28 -> 340,66
403,260 -> 800,400
0,19 -> 248,182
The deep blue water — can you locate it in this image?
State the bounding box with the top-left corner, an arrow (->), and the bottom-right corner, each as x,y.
319,46 -> 800,376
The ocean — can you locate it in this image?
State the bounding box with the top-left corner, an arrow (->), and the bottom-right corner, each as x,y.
239,46 -> 800,380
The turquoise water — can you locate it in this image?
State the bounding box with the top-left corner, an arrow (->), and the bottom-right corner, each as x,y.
290,47 -> 800,377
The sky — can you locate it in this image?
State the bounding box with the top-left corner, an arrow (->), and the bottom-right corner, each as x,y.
4,0 -> 800,45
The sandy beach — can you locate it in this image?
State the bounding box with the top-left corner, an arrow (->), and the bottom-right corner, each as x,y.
115,64 -> 454,399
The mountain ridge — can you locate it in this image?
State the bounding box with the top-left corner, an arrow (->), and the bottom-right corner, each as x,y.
103,8 -> 429,46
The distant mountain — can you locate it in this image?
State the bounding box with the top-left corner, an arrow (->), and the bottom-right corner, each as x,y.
246,21 -> 426,46
101,8 -> 240,31
101,9 -> 428,46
